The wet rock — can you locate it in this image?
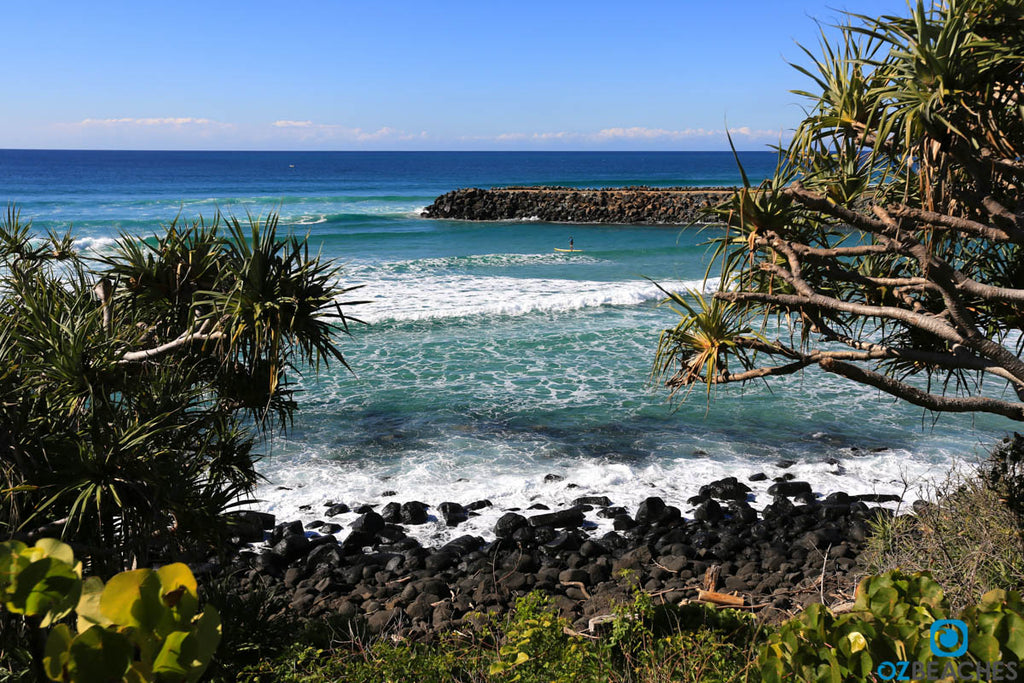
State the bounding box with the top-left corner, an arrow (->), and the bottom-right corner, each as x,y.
325,503 -> 350,517
573,495 -> 612,507
635,497 -> 666,525
699,477 -> 751,501
442,535 -> 484,556
543,531 -> 582,553
612,515 -> 637,531
767,481 -> 813,498
271,520 -> 303,545
272,533 -> 310,562
350,511 -> 385,536
381,502 -> 402,523
400,501 -> 429,525
529,507 -> 585,529
694,499 -> 723,523
495,512 -> 529,538
438,502 -> 469,526
851,493 -> 901,504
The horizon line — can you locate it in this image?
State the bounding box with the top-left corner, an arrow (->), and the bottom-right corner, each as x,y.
0,147 -> 777,154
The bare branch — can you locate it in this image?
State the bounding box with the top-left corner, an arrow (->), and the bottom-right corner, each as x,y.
785,183 -> 890,233
791,242 -> 892,257
890,204 -> 1018,243
819,358 -> 1024,421
715,290 -> 963,345
693,360 -> 813,385
118,329 -> 226,364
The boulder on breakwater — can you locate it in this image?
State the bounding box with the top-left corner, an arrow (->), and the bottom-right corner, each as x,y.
421,186 -> 735,225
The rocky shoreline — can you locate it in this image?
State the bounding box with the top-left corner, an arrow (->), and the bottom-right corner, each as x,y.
217,473 -> 900,641
420,186 -> 734,224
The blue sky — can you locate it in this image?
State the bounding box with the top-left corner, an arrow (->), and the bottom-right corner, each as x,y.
2,0 -> 911,151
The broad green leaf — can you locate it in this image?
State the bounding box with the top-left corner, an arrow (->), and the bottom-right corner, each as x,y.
869,587 -> 898,618
33,539 -> 75,568
101,568 -> 165,632
43,624 -> 72,681
152,631 -> 192,678
68,626 -> 133,682
156,563 -> 197,603
187,605 -> 222,682
969,633 -> 1001,662
1001,613 -> 1024,660
8,558 -> 82,626
157,563 -> 199,627
75,576 -> 111,632
0,541 -> 28,594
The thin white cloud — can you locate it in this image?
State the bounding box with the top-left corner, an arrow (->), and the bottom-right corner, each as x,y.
594,126 -> 779,141
272,120 -> 315,128
465,126 -> 783,145
73,117 -> 233,129
269,121 -> 425,142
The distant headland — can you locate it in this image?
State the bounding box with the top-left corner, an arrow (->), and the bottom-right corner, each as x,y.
421,186 -> 734,224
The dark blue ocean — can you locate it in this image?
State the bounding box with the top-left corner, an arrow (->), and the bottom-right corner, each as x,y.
0,150 -> 1008,541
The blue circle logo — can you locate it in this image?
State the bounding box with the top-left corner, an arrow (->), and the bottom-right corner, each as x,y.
876,661 -> 898,680
930,619 -> 968,657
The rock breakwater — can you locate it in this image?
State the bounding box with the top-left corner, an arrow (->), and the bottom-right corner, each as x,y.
421,186 -> 734,224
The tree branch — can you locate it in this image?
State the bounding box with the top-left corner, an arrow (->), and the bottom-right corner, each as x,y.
715,290 -> 963,345
790,242 -> 893,257
890,203 -> 1018,243
819,358 -> 1024,421
118,329 -> 226,364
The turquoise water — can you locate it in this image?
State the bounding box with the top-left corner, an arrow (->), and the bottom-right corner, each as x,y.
0,150 -> 1010,542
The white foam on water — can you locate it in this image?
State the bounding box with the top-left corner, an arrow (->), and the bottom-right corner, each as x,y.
295,214 -> 328,226
74,236 -> 120,254
250,443 -> 963,549
347,273 -> 705,323
345,252 -> 604,276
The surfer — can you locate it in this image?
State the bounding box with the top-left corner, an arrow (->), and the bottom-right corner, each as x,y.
569,236 -> 574,252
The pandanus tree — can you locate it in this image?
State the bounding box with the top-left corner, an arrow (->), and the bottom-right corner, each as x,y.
0,209 -> 363,572
655,0 -> 1024,422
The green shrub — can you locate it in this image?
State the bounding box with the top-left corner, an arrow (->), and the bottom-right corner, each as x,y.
226,591 -> 760,683
488,593 -> 607,681
866,464 -> 1024,612
0,209 -> 360,571
758,571 -> 1024,682
0,538 -> 220,682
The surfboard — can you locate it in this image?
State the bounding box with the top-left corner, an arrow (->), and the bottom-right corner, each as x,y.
554,248 -> 582,252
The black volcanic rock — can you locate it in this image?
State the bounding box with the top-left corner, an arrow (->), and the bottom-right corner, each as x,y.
495,512 -> 529,538
529,507 -> 585,529
400,501 -> 429,525
350,511 -> 385,536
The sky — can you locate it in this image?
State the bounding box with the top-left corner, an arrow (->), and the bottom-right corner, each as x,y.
1,0 -> 913,151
